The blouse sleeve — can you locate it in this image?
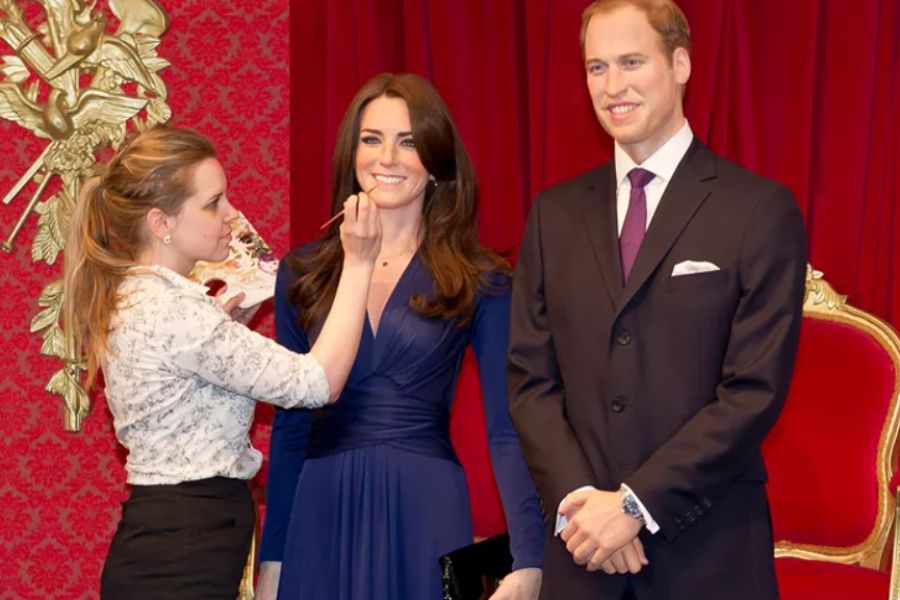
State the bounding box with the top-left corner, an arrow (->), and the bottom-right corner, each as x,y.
165,278 -> 330,409
471,285 -> 545,570
259,256 -> 313,562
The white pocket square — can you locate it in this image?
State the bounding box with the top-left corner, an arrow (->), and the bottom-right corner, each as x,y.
671,260 -> 720,277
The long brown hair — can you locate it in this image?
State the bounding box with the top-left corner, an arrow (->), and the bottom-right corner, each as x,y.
289,73 -> 509,331
64,125 -> 216,389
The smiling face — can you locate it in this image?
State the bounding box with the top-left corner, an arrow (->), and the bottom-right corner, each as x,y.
163,157 -> 238,273
354,95 -> 430,213
584,5 -> 690,163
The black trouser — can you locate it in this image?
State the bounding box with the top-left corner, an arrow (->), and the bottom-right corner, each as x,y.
100,477 -> 255,600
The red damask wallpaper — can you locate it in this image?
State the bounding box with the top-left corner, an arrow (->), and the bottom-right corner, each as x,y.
0,1 -> 289,597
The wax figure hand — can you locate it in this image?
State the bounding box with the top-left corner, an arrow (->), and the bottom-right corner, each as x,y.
255,561 -> 280,600
593,537 -> 648,574
490,567 -> 542,600
559,488 -> 644,571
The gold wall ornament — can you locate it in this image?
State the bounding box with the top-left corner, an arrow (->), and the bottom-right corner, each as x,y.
0,0 -> 171,431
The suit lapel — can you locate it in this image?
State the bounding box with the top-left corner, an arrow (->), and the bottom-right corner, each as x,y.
616,141 -> 717,316
581,163 -> 622,309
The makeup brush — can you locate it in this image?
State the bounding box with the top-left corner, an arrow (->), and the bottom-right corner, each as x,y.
318,184 -> 380,230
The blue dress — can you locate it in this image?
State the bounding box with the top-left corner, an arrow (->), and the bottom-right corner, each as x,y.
260,251 -> 544,599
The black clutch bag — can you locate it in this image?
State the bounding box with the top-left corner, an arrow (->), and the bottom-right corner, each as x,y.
439,533 -> 513,600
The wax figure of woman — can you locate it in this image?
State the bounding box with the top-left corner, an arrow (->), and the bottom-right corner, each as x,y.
63,125 -> 381,599
257,73 -> 544,600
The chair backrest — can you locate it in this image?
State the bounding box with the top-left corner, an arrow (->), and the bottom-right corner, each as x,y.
763,266 -> 900,568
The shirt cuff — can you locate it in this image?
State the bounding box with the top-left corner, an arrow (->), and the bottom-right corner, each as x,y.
554,485 -> 595,536
303,353 -> 331,408
621,483 -> 660,534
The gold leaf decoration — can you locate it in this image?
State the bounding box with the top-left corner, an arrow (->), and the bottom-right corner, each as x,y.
37,279 -> 64,305
143,56 -> 170,72
23,79 -> 38,103
46,364 -> 89,430
31,279 -> 63,356
30,304 -> 59,335
0,54 -> 28,82
39,325 -> 65,358
146,97 -> 171,124
32,193 -> 65,264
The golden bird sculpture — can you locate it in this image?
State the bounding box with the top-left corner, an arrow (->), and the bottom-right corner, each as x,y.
0,0 -> 171,431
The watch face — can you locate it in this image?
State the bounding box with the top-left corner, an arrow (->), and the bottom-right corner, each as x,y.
623,494 -> 644,521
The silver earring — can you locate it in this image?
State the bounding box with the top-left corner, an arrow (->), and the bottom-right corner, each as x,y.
428,174 -> 437,186
162,233 -> 172,245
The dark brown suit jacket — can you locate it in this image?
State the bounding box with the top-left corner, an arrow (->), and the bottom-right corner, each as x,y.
508,141 -> 807,599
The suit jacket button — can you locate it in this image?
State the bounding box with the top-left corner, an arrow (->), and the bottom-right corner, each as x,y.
616,330 -> 632,346
611,398 -> 625,413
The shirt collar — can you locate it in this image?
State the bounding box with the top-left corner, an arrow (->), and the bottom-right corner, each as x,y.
127,263 -> 210,296
614,120 -> 694,187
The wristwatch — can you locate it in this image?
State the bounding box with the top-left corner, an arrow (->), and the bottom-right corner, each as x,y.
621,489 -> 646,525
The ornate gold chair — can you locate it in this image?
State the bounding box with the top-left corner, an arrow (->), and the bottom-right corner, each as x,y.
237,527 -> 257,599
763,266 -> 900,598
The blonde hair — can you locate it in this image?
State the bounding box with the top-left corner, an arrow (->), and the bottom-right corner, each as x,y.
580,0 -> 692,61
63,125 -> 216,389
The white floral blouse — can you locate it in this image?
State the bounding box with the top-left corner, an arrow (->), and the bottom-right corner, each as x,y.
103,264 -> 329,485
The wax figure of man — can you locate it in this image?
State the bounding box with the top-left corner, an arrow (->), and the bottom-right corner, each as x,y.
508,1 -> 807,598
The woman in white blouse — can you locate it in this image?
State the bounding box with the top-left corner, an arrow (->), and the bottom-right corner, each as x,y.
63,125 -> 381,599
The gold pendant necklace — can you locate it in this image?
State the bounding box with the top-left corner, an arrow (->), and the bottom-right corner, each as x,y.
378,241 -> 415,268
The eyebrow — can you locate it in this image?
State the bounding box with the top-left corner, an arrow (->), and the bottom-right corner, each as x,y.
585,52 -> 647,64
360,128 -> 413,137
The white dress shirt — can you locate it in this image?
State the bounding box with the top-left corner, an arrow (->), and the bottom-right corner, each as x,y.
614,119 -> 694,234
103,264 -> 330,485
556,120 -> 695,537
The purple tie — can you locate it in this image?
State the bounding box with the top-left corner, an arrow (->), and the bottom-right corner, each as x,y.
620,168 -> 655,282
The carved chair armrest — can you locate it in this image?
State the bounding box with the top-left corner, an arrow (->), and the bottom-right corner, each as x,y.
889,472 -> 900,600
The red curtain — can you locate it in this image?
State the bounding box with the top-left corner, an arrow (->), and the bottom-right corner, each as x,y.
292,0 -> 900,535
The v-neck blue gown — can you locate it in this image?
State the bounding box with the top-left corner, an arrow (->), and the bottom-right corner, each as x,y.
260,249 -> 544,599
